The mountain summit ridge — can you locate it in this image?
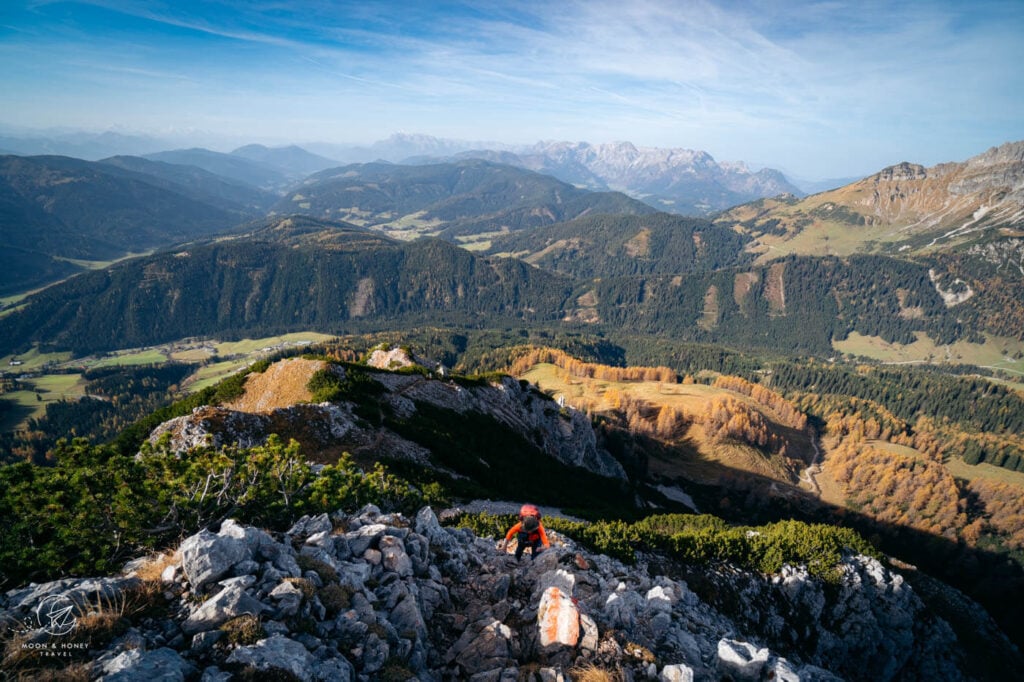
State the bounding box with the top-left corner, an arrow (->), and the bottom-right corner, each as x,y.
717,139 -> 1024,258
0,501 -> 991,681
452,139 -> 801,215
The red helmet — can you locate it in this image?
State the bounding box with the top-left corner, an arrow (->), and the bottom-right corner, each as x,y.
519,504 -> 540,519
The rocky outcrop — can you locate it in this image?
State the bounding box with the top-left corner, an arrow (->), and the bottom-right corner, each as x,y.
147,362 -> 626,480
717,139 -> 1024,258
2,505 -> 977,681
371,373 -> 625,479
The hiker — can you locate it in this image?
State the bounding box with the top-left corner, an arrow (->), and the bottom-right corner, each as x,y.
500,504 -> 550,560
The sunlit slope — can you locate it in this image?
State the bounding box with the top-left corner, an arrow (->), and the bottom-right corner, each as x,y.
716,141 -> 1024,259
516,360 -> 812,486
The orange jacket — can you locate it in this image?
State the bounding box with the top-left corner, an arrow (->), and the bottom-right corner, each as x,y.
506,520 -> 550,547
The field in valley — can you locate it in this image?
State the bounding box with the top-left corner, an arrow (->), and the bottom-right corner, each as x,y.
0,332 -> 337,432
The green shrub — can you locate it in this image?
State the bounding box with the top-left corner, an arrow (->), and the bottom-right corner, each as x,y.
318,583 -> 353,615
454,511 -> 878,578
454,512 -> 518,540
307,368 -> 345,403
250,359 -> 272,374
0,436 -> 442,587
210,371 -> 250,404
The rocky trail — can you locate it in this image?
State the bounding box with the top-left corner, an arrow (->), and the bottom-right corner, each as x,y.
2,503 -> 974,681
798,431 -> 823,497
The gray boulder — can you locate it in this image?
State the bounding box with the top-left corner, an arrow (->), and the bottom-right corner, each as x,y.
97,647 -> 195,681
380,535 -> 414,577
227,634 -> 317,682
181,583 -> 269,635
4,576 -> 141,615
717,638 -> 770,681
287,513 -> 333,539
344,523 -> 388,556
179,529 -> 249,591
659,663 -> 695,682
447,618 -> 515,673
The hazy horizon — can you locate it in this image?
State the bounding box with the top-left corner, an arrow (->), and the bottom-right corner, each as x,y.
2,0 -> 1023,180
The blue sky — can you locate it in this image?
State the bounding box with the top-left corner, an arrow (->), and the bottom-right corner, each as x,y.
1,0 -> 1022,179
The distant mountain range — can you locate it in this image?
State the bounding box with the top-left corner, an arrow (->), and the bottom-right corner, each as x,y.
99,155 -> 276,213
0,129 -> 173,160
450,140 -> 802,215
3,140 -> 1022,358
322,134 -> 803,215
0,129 -> 805,214
0,154 -> 652,296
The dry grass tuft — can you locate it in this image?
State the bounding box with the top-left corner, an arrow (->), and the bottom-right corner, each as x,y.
624,641 -> 657,664
1,632 -> 35,672
295,554 -> 338,583
4,662 -> 92,681
221,614 -> 265,647
568,662 -> 622,682
130,550 -> 179,584
283,577 -> 316,601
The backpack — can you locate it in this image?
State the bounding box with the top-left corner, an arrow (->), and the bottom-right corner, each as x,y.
519,504 -> 540,519
520,504 -> 541,533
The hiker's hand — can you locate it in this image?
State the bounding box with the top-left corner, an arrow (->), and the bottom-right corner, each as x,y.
498,540 -> 507,551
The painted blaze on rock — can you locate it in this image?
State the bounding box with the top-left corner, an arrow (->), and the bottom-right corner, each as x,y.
538,586 -> 580,647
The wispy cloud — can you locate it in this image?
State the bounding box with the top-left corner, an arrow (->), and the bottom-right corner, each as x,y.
2,0 -> 1022,177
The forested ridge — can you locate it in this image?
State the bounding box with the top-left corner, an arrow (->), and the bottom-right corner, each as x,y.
772,362 -> 1024,443
276,159 -> 654,237
0,235 -> 573,356
0,364 -> 194,465
486,212 -> 751,277
0,154 -> 249,294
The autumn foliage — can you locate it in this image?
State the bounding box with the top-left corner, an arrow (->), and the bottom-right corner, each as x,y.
965,478 -> 1024,552
827,434 -> 966,540
713,375 -> 807,430
509,347 -> 677,383
699,395 -> 788,455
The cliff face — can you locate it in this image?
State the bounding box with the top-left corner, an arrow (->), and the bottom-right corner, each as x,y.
717,140 -> 1024,256
150,361 -> 626,480
1,505 -> 975,681
856,142 -> 1024,239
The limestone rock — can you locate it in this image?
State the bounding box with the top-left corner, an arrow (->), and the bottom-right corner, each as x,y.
226,634 -> 317,682
287,513 -> 333,539
448,618 -> 514,672
537,586 -> 580,647
659,663 -> 694,682
379,534 -> 413,577
179,529 -> 249,591
181,583 -> 269,635
96,647 -> 195,681
717,638 -> 770,681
